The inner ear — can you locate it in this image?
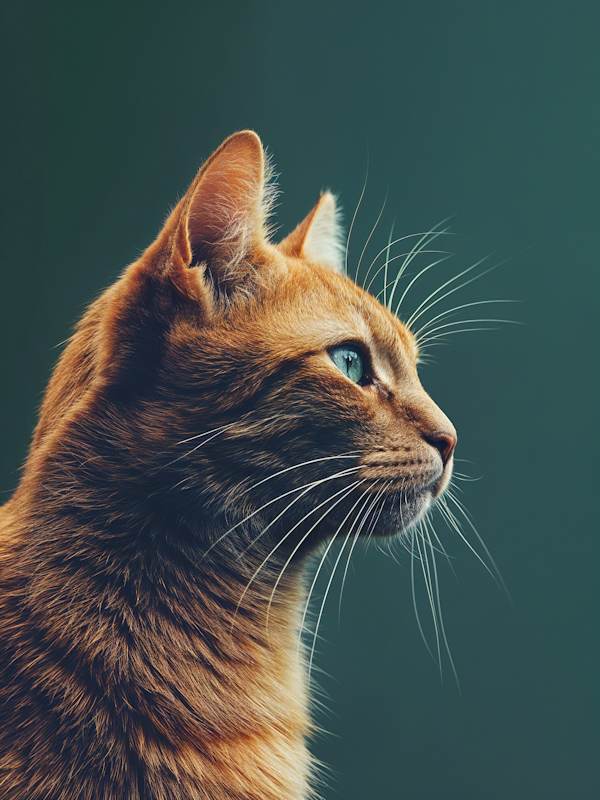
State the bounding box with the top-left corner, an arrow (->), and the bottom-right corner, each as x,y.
184,131 -> 268,270
278,192 -> 345,273
132,132 -> 278,307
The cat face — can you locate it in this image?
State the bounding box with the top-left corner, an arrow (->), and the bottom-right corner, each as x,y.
34,132 -> 456,556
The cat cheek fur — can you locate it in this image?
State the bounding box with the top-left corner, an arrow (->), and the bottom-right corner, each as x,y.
0,131 -> 456,800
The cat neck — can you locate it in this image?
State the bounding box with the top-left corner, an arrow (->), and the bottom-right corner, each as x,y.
1,480 -> 316,800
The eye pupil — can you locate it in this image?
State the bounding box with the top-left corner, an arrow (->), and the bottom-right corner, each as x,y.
330,346 -> 365,384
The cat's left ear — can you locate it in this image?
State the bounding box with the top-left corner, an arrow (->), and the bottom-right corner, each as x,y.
278,192 -> 345,274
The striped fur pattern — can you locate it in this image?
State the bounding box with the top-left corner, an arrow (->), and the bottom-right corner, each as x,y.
0,132 -> 456,799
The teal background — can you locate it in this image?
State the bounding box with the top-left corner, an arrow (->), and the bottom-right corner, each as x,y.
1,2 -> 598,798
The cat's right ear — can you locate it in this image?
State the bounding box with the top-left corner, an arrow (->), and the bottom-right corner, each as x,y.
278,191 -> 345,274
142,130 -> 272,305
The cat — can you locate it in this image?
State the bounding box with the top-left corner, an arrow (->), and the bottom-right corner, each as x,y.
0,131 -> 456,800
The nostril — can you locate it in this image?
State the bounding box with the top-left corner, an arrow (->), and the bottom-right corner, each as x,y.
425,431 -> 457,466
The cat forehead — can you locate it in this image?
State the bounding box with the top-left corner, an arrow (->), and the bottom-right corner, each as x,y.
265,261 -> 418,375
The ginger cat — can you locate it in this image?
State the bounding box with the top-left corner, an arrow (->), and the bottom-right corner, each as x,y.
0,131 -> 456,800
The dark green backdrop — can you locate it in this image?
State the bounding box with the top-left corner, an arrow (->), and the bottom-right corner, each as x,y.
1,2 -> 598,798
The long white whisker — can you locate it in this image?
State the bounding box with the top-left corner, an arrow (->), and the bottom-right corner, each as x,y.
238,481 -> 364,629
425,513 -> 457,578
238,453 -> 360,497
358,192 -> 388,287
417,317 -> 521,340
451,473 -> 484,483
201,466 -> 362,560
405,256 -> 496,330
411,527 -> 435,661
176,422 -> 239,446
339,482 -> 389,620
387,221 -> 454,312
238,485 -> 324,559
299,485 -> 373,659
156,423 -> 237,474
424,523 -> 461,691
264,481 -> 366,628
363,481 -> 393,549
444,492 -> 511,601
383,222 -> 395,309
362,230 -> 454,295
368,250 -> 452,296
346,159 -> 369,280
418,327 -> 499,348
437,497 -> 503,593
393,254 -> 454,317
417,523 -> 442,670
413,299 -> 519,339
420,513 -> 456,561
416,319 -> 521,349
307,484 -> 380,679
414,523 -> 441,668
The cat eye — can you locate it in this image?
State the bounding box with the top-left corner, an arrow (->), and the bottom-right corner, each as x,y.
329,346 -> 365,384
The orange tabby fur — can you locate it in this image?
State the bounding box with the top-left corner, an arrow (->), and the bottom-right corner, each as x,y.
0,132 -> 455,799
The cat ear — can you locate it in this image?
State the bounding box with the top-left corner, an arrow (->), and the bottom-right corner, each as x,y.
148,130 -> 273,300
278,191 -> 345,274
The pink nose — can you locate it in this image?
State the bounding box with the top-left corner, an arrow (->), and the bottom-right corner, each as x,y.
425,431 -> 457,466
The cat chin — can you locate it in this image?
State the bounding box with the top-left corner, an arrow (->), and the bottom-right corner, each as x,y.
369,488 -> 434,538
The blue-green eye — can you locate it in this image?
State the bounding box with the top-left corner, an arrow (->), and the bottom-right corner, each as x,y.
329,346 -> 365,384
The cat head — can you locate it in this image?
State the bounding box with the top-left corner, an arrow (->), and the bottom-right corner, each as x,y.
32,131 -> 456,555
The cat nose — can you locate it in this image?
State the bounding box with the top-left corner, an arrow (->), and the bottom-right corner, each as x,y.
425,431 -> 457,466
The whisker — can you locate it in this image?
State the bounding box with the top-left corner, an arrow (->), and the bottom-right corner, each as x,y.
410,526 -> 435,662
264,480 -> 367,635
298,483 -> 378,657
358,192 -> 388,288
413,299 -> 519,339
425,513 -> 457,578
237,480 -> 364,630
393,254 -> 454,318
405,255 -> 497,331
416,319 -> 521,349
346,158 -> 369,280
418,327 -> 499,349
238,484 -> 325,559
176,422 -> 239,446
200,466 -> 362,560
414,523 -> 441,668
387,220 -> 454,312
437,497 -> 502,592
368,250 -> 453,296
420,513 -> 456,562
267,478 -> 366,621
306,484 -> 379,679
362,230 -> 455,298
388,476 -> 410,556
444,492 -> 511,601
451,472 -> 483,483
417,317 -> 521,340
363,480 -> 393,550
339,481 -> 389,620
382,222 -> 395,309
155,423 -> 237,474
237,453 -> 361,497
424,523 -> 461,692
